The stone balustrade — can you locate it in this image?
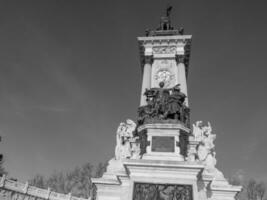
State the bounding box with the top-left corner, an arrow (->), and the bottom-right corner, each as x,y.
0,175 -> 90,200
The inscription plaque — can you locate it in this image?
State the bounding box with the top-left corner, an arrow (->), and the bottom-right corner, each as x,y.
133,182 -> 193,200
151,136 -> 175,152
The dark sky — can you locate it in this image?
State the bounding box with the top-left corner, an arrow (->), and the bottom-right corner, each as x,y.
0,0 -> 266,182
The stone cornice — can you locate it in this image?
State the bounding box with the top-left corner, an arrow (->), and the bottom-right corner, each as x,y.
137,123 -> 190,133
138,35 -> 192,77
138,35 -> 192,43
124,159 -> 204,180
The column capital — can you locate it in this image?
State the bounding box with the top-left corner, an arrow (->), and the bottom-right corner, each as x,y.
144,56 -> 153,65
176,55 -> 185,64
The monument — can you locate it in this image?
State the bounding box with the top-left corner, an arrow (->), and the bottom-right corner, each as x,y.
92,7 -> 242,200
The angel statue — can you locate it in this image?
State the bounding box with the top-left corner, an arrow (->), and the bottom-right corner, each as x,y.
115,119 -> 139,160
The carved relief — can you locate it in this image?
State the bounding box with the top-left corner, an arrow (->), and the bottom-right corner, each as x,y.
153,46 -> 177,54
133,183 -> 193,200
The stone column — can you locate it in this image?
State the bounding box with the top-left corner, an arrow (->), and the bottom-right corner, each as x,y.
177,55 -> 188,106
140,56 -> 153,106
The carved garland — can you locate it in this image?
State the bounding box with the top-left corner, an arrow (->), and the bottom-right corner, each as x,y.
152,46 -> 177,54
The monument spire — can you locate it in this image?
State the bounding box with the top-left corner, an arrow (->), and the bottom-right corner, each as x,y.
138,7 -> 192,129
92,9 -> 242,200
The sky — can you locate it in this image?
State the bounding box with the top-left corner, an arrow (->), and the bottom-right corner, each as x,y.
0,0 -> 266,183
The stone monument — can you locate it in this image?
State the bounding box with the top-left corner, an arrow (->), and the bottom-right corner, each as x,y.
92,8 -> 242,200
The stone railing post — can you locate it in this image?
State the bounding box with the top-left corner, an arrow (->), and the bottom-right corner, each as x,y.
68,192 -> 72,200
0,174 -> 6,187
23,181 -> 29,194
46,187 -> 51,199
140,56 -> 153,106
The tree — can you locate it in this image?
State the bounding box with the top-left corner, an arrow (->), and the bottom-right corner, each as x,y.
46,171 -> 66,194
256,182 -> 266,200
244,179 -> 266,200
94,162 -> 108,178
29,162 -> 107,198
64,163 -> 94,198
247,179 -> 258,200
229,172 -> 266,200
29,174 -> 47,189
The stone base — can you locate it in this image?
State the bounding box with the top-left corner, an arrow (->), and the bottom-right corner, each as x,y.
138,123 -> 190,161
142,152 -> 184,161
92,158 -> 241,200
92,122 -> 241,200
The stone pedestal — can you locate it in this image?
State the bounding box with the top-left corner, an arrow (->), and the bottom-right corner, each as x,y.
138,123 -> 190,161
124,159 -> 204,200
92,120 -> 242,200
92,158 -> 242,200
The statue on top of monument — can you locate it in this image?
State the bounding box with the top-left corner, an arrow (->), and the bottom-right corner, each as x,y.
166,5 -> 173,17
145,5 -> 184,36
138,83 -> 190,126
158,6 -> 173,31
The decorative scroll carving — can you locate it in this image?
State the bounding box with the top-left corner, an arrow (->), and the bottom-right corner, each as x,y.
115,119 -> 141,160
133,183 -> 193,200
138,83 -> 190,127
